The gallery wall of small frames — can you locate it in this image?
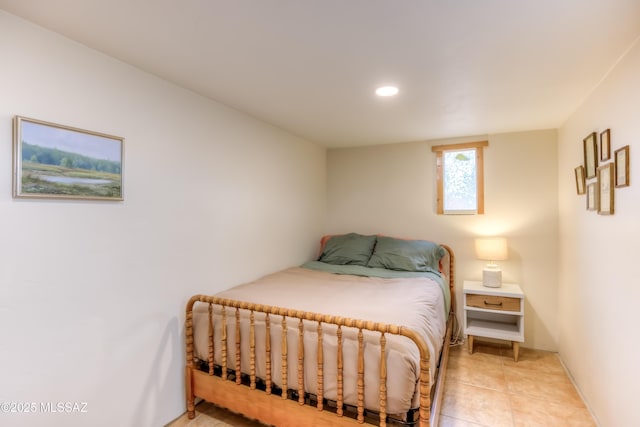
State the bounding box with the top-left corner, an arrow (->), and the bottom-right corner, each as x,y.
574,128 -> 630,215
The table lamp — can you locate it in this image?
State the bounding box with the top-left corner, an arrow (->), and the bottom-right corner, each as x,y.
475,237 -> 508,288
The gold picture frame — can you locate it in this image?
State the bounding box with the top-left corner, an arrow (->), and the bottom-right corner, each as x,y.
600,129 -> 611,161
574,165 -> 586,195
13,116 -> 124,201
583,132 -> 598,179
597,163 -> 614,215
615,145 -> 629,188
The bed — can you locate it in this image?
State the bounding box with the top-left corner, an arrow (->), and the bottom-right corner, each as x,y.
185,234 -> 456,427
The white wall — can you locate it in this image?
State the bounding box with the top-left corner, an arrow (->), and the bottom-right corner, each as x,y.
0,11 -> 325,427
327,129 -> 559,351
558,38 -> 640,427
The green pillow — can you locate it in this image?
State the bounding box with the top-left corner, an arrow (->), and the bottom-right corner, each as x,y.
318,233 -> 376,266
367,236 -> 445,272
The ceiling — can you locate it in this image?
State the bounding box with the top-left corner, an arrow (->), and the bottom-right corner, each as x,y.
1,0 -> 639,147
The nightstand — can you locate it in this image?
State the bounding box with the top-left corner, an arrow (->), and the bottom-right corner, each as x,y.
463,280 -> 524,361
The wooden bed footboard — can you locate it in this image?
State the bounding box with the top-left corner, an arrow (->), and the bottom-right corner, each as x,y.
185,244 -> 455,427
186,296 -> 452,427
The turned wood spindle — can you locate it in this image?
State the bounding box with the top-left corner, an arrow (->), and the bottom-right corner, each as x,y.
250,310 -> 256,389
316,321 -> 324,411
265,313 -> 272,394
185,309 -> 194,368
235,308 -> 241,384
185,308 -> 195,418
208,303 -> 214,375
379,333 -> 387,427
336,325 -> 344,417
221,306 -> 227,381
357,328 -> 365,423
281,315 -> 288,400
297,317 -> 305,405
419,357 -> 431,427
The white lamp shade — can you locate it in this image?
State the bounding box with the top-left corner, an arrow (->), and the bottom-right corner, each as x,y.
475,237 -> 507,288
475,237 -> 508,262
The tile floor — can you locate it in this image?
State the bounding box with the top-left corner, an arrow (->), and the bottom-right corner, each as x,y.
440,342 -> 596,427
167,342 -> 596,427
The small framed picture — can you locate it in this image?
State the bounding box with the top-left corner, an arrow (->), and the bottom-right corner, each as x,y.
587,182 -> 597,211
583,132 -> 598,179
615,145 -> 629,188
574,165 -> 586,195
13,116 -> 124,201
597,163 -> 614,215
600,129 -> 611,161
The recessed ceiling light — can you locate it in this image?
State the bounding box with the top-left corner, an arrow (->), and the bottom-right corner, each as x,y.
375,86 -> 399,97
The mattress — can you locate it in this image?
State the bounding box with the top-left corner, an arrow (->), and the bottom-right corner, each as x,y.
192,262 -> 448,415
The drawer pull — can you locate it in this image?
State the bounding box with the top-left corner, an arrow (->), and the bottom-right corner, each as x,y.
484,300 -> 503,307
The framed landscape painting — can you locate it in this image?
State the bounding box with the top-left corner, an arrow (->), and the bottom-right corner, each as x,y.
13,116 -> 124,200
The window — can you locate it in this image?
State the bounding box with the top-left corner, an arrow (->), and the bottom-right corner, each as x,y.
431,141 -> 488,215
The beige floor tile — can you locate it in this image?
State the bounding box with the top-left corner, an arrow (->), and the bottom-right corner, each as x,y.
441,380 -> 514,427
510,394 -> 597,427
447,355 -> 508,392
501,347 -> 566,376
503,365 -> 586,408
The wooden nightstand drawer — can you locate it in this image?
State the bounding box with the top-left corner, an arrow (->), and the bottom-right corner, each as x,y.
464,281 -> 524,361
466,294 -> 520,312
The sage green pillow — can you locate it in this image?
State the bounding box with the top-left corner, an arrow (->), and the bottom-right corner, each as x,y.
318,233 -> 376,266
367,236 -> 445,272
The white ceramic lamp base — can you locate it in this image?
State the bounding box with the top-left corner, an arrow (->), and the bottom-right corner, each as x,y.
482,267 -> 502,288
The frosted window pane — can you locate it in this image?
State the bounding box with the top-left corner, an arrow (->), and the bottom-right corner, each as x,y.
443,149 -> 477,212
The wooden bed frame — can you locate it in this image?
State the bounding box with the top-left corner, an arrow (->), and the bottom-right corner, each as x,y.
185,245 -> 455,427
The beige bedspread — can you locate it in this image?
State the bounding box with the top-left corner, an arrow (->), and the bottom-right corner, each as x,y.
192,266 -> 447,415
